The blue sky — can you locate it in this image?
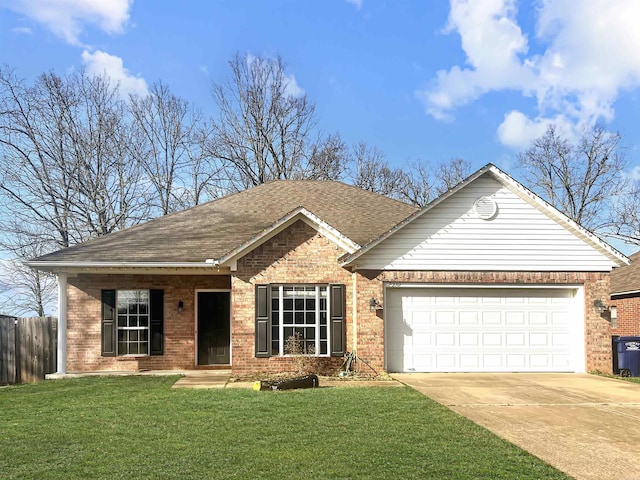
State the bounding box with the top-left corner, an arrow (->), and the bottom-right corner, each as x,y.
1,0 -> 640,314
2,0 -> 639,177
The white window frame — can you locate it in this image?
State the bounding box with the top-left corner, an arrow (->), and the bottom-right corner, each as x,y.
271,285 -> 330,357
116,289 -> 150,356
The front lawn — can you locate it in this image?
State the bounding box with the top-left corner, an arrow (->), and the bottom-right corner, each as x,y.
0,376 -> 568,479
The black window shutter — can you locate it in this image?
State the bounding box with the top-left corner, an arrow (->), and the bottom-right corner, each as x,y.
330,284 -> 346,357
150,290 -> 164,355
255,285 -> 270,358
101,290 -> 116,356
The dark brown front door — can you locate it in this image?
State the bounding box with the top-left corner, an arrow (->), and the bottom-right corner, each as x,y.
197,292 -> 230,365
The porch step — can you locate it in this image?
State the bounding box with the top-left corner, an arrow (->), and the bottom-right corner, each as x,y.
173,370 -> 232,389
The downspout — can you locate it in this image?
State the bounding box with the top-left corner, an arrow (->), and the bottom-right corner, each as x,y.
56,273 -> 67,374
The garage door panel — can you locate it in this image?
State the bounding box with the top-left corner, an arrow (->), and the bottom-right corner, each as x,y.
506,332 -> 526,346
505,311 -> 525,324
459,332 -> 480,346
483,332 -> 503,346
483,354 -> 503,368
435,354 -> 456,369
413,332 -> 432,347
435,311 -> 455,324
482,311 -> 501,324
459,311 -> 479,325
435,332 -> 456,346
460,354 -> 480,368
411,310 -> 431,326
386,287 -> 579,373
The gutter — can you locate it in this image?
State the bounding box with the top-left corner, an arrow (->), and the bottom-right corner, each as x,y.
25,261 -> 222,269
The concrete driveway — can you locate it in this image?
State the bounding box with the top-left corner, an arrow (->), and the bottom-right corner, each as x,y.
393,373 -> 640,480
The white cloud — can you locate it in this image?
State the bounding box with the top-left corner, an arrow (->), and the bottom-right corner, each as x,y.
0,0 -> 132,46
81,50 -> 148,98
418,0 -> 640,148
11,26 -> 31,34
345,0 -> 363,10
624,166 -> 640,181
283,74 -> 305,98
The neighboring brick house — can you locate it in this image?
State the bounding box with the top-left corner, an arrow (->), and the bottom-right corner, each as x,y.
29,164 -> 629,375
610,251 -> 640,336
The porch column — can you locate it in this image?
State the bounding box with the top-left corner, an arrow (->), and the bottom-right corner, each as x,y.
352,272 -> 358,353
56,273 -> 67,374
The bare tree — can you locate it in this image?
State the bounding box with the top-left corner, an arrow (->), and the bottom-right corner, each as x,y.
349,141 -> 404,196
435,157 -> 471,194
0,67 -> 149,250
0,68 -> 77,250
209,53 -> 317,190
518,125 -> 626,231
179,120 -> 225,206
0,240 -> 57,316
129,81 -> 196,215
388,158 -> 471,207
300,133 -> 348,181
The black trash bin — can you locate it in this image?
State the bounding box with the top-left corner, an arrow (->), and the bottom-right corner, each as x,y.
613,336 -> 640,377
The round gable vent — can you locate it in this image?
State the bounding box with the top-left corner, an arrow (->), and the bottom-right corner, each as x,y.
473,196 -> 498,220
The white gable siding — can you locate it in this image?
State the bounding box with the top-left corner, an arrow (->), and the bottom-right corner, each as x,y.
356,175 -> 616,272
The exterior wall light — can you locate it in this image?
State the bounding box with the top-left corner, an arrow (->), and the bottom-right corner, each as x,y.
369,297 -> 382,311
178,300 -> 184,313
593,299 -> 607,314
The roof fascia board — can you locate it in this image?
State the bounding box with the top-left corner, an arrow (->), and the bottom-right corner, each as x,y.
217,207 -> 359,267
611,289 -> 640,297
25,261 -> 231,275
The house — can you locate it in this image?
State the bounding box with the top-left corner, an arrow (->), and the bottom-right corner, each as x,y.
610,251 -> 640,336
28,163 -> 629,376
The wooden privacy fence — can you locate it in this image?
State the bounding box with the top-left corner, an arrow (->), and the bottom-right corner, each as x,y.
0,316 -> 57,384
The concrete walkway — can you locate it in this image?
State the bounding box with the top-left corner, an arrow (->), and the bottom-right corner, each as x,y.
48,370 -> 401,389
393,373 -> 640,480
172,372 -> 401,389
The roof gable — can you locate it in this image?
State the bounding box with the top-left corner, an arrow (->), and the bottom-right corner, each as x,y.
343,164 -> 629,271
217,207 -> 360,269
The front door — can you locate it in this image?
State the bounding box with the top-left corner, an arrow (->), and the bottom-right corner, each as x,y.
197,292 -> 231,365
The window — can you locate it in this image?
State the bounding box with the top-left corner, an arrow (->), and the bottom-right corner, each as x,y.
255,284 -> 345,358
271,285 -> 329,356
101,289 -> 164,357
117,290 -> 150,355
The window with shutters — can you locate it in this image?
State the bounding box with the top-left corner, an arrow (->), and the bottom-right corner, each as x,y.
116,290 -> 150,355
271,285 -> 329,356
102,289 -> 163,357
255,283 -> 344,358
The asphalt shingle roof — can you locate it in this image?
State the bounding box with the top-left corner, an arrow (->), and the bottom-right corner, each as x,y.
34,180 -> 418,263
611,251 -> 640,295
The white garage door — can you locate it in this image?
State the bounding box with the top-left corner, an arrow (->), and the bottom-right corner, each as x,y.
386,287 -> 581,373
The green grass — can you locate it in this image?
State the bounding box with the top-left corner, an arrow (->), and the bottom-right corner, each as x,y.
594,372 -> 640,384
0,377 -> 568,479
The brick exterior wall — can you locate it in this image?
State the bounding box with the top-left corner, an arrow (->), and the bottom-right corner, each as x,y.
610,295 -> 640,337
63,224 -> 614,375
66,274 -> 230,372
232,220 -> 351,375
